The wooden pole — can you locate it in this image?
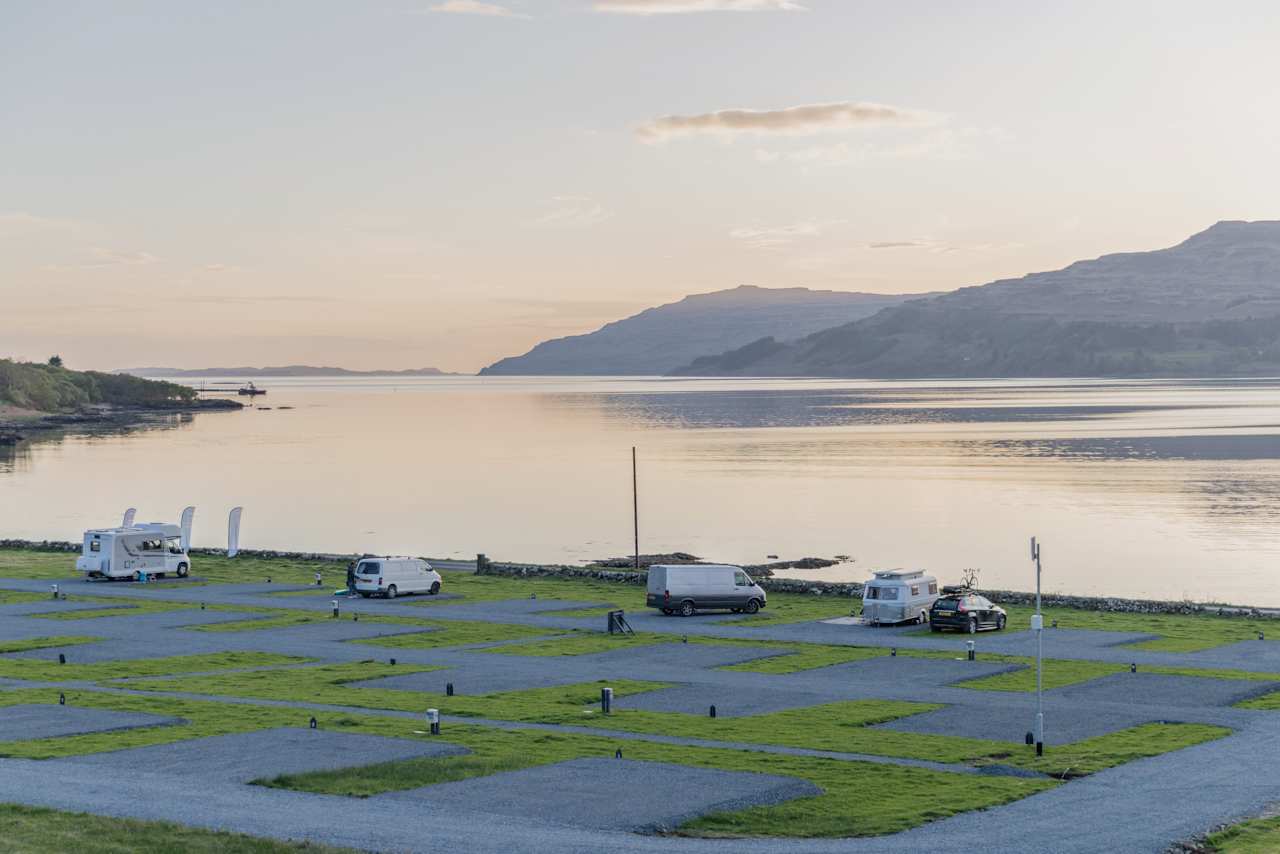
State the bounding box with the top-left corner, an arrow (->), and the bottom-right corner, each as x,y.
632,446 -> 639,570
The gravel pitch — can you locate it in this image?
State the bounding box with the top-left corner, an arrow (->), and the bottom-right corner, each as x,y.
382,757 -> 822,832
58,726 -> 468,782
0,704 -> 183,740
876,700 -> 1153,745
1045,672 -> 1280,708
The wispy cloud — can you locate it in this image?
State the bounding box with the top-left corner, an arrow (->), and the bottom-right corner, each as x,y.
42,247 -> 158,271
425,1 -> 529,18
638,101 -> 929,143
730,220 -> 843,249
594,0 -> 805,13
529,197 -> 614,229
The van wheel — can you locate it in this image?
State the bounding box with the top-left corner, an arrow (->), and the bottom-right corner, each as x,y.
679,600 -> 696,617
385,585 -> 398,600
661,608 -> 674,615
429,581 -> 441,595
744,599 -> 761,615
177,564 -> 189,578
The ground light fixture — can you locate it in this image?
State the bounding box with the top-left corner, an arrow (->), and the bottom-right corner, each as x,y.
601,687 -> 613,714
1031,536 -> 1045,757
426,708 -> 440,736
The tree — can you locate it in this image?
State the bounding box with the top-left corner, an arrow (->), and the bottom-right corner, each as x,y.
47,355 -> 63,368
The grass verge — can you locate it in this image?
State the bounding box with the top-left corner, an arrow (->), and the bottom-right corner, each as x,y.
0,652 -> 311,683
1200,813 -> 1280,853
0,803 -> 355,853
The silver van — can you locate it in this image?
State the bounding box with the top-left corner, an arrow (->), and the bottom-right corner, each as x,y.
861,568 -> 939,626
646,564 -> 767,616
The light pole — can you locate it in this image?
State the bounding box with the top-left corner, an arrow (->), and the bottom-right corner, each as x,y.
1031,536 -> 1044,756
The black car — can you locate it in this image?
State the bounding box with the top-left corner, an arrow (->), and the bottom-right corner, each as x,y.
930,593 -> 1006,633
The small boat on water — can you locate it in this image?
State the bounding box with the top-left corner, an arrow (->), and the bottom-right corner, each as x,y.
237,382 -> 267,396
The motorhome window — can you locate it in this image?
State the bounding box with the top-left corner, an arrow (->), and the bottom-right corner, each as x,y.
879,587 -> 899,600
734,571 -> 749,587
139,539 -> 162,551
928,582 -> 938,595
89,541 -> 101,553
166,538 -> 182,554
357,562 -> 381,575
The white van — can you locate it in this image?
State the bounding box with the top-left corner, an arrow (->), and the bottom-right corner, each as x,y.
861,568 -> 939,626
76,524 -> 190,581
646,564 -> 767,617
353,557 -> 442,599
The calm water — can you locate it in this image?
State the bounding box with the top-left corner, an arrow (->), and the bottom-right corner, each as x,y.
4,376 -> 1280,605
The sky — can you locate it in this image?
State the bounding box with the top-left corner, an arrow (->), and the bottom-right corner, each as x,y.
2,0 -> 1278,373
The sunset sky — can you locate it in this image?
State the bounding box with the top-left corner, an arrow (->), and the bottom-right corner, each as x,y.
3,0 -> 1278,372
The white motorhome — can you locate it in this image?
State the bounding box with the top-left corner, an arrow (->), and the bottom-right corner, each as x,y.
861,568 -> 939,626
76,524 -> 191,581
352,557 -> 442,599
645,564 -> 767,617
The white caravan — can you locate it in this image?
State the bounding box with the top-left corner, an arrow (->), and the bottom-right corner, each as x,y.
645,564 -> 767,617
353,557 -> 442,599
76,524 -> 191,580
861,568 -> 939,626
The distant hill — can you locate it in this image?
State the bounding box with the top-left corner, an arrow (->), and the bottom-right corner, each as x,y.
122,366 -> 456,378
478,286 -> 931,376
673,221 -> 1280,378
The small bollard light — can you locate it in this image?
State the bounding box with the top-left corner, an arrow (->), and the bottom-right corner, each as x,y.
682,635 -> 688,644
614,748 -> 622,759
266,577 -> 272,584
309,717 -> 317,730
331,600 -> 339,618
709,705 -> 717,718
353,613 -> 358,622
50,583 -> 59,600
1035,741 -> 1043,757
58,692 -> 65,706
530,593 -> 537,600
58,654 -> 65,665
1051,619 -> 1058,629
966,640 -> 976,662
315,572 -> 323,587
1130,663 -> 1137,673
890,647 -> 897,657
1025,731 -> 1034,746
427,708 -> 440,736
446,682 -> 454,697
1260,632 -> 1266,641
200,602 -> 206,610
601,687 -> 613,715
389,658 -> 396,666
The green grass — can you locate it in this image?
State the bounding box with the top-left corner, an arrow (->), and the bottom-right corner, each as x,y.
1201,813 -> 1280,853
26,597 -> 195,621
0,651 -> 311,684
1002,604 -> 1278,653
961,657 -> 1280,693
1001,722 -> 1230,778
0,803 -> 355,853
0,589 -> 49,604
0,636 -> 99,654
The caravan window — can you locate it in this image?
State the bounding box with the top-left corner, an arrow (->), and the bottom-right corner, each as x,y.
910,585 -> 920,596
928,582 -> 938,595
865,587 -> 878,600
878,587 -> 899,600
89,541 -> 101,553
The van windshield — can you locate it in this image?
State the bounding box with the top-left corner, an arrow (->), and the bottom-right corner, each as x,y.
357,562 -> 381,575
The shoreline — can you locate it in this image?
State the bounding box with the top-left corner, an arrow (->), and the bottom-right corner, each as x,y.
4,538 -> 1279,620
0,398 -> 241,447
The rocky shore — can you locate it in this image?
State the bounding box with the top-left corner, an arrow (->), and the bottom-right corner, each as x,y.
0,398 -> 241,447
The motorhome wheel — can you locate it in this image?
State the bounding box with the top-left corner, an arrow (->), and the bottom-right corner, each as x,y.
177,564 -> 189,578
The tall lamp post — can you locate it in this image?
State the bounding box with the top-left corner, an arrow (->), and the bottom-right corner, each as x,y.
1031,536 -> 1044,756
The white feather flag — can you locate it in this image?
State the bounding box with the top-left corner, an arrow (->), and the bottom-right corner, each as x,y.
121,508 -> 137,527
179,506 -> 195,552
227,507 -> 243,558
